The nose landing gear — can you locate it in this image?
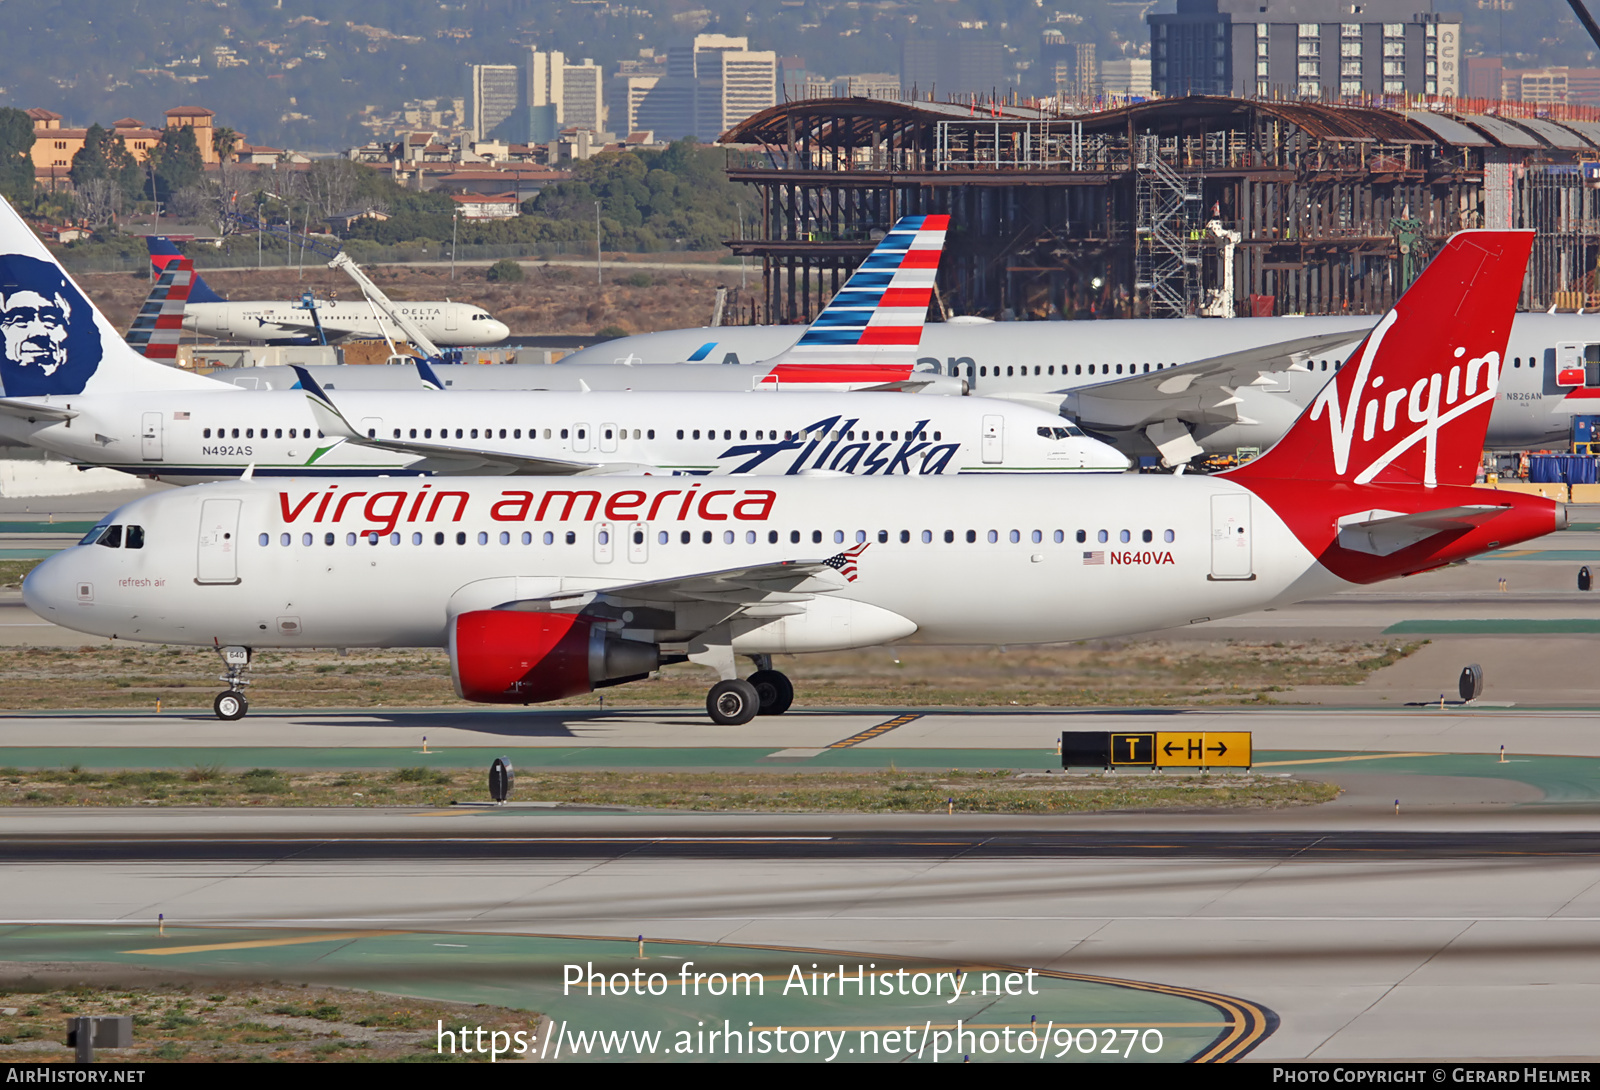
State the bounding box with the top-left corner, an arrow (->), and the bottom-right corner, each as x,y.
213,645 -> 252,721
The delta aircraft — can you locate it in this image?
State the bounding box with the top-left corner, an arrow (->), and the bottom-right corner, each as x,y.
0,204 -> 1124,480
24,230 -> 1563,725
145,237 -> 510,347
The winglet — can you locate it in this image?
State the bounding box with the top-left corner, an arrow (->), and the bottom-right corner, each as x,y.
290,364 -> 359,440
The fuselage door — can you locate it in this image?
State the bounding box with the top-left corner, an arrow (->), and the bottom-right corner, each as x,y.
981,415 -> 1004,464
445,306 -> 459,332
140,412 -> 164,461
359,416 -> 383,440
594,521 -> 614,564
573,423 -> 591,453
600,423 -> 618,453
196,498 -> 242,585
1209,493 -> 1254,580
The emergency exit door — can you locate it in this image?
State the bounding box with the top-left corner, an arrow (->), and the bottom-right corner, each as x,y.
1209,494 -> 1254,580
196,499 -> 242,585
140,413 -> 164,461
981,415 -> 1004,464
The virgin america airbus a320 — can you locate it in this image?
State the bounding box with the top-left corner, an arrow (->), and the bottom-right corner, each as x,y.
24,231 -> 1561,724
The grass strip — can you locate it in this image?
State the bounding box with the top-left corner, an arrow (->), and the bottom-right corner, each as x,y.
0,766 -> 1338,812
0,638 -> 1425,710
0,979 -> 533,1063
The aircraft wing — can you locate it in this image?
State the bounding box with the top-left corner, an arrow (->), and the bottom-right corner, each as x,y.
505,558 -> 851,613
1336,505 -> 1508,556
1045,328 -> 1369,465
0,398 -> 78,422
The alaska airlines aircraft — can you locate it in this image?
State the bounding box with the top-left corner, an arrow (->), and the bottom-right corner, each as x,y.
0,203 -> 1122,479
24,231 -> 1561,724
145,237 -> 510,347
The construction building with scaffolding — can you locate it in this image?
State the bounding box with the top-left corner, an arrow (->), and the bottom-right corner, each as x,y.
719,94 -> 1600,323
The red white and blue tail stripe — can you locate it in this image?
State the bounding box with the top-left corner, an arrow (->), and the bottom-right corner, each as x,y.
125,257 -> 194,363
790,214 -> 948,356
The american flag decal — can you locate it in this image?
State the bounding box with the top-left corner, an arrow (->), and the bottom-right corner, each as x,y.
823,541 -> 870,582
1082,551 -> 1105,565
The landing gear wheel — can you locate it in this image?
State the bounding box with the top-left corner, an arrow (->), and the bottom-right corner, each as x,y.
213,691 -> 248,721
706,679 -> 760,726
748,669 -> 794,716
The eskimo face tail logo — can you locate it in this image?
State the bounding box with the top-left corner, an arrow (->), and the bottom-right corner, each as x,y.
1309,308 -> 1500,488
0,254 -> 102,396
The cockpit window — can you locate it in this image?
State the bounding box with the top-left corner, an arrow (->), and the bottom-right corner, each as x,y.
78,524 -> 109,546
125,525 -> 145,550
96,525 -> 123,549
1038,426 -> 1088,440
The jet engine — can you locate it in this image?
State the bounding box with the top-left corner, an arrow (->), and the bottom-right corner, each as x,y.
450,610 -> 660,704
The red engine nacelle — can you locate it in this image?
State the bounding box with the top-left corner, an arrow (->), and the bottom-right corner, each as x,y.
450,610 -> 660,704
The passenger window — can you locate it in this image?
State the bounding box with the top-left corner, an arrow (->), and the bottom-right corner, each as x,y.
434,532 -> 445,545
1164,530 -> 1176,542
565,531 -> 576,545
498,531 -> 510,544
659,531 -> 669,545
413,533 -> 423,545
1097,530 -> 1108,543
1075,365 -> 1082,375
1031,530 -> 1042,543
647,430 -> 655,439
1119,530 -> 1131,543
678,430 -> 685,439
258,533 -> 268,546
1009,530 -> 1020,543
302,533 -> 313,546
987,530 -> 998,543
543,532 -> 554,544
1142,529 -> 1153,543
693,430 -> 700,440
834,530 -> 845,544
203,428 -> 211,438
791,530 -> 800,543
325,533 -> 336,546
921,530 -> 932,543
878,530 -> 889,543
703,530 -> 713,544
944,530 -> 954,543
345,532 -> 357,545
812,530 -> 822,544
1053,530 -> 1064,543
231,428 -> 239,438
769,531 -> 779,543
723,530 -> 735,544
456,532 -> 467,545
126,526 -> 145,549
899,530 -> 910,543
1076,530 -> 1086,543
278,532 -> 289,547
966,530 -> 976,543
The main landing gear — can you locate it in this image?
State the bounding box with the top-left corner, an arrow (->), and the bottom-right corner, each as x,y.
704,656 -> 794,726
213,645 -> 252,721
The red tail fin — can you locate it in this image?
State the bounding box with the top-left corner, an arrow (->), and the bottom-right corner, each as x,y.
1230,230 -> 1533,488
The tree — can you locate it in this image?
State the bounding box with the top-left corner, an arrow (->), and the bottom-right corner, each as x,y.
147,124 -> 203,202
0,107 -> 36,203
68,124 -> 143,224
210,126 -> 239,164
486,258 -> 523,283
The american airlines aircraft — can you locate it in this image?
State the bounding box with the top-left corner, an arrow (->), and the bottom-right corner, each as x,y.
145,237 -> 511,347
558,309 -> 1600,462
24,230 -> 1561,724
0,204 -> 1123,479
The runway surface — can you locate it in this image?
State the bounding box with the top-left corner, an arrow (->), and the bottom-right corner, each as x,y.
3,500 -> 1600,1060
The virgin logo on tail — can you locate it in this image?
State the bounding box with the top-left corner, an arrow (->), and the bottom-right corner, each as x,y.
1310,308 -> 1501,487
1232,230 -> 1532,491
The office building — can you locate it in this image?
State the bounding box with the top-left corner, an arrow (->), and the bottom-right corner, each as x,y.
471,64 -> 521,141
1148,0 -> 1461,99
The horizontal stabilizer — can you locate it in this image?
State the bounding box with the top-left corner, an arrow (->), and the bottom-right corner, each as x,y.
1336,504 -> 1507,556
0,397 -> 78,422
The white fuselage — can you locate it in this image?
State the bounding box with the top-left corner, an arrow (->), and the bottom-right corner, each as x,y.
0,387 -> 1125,482
183,299 -> 510,347
25,475 -> 1332,652
557,314 -> 1600,453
